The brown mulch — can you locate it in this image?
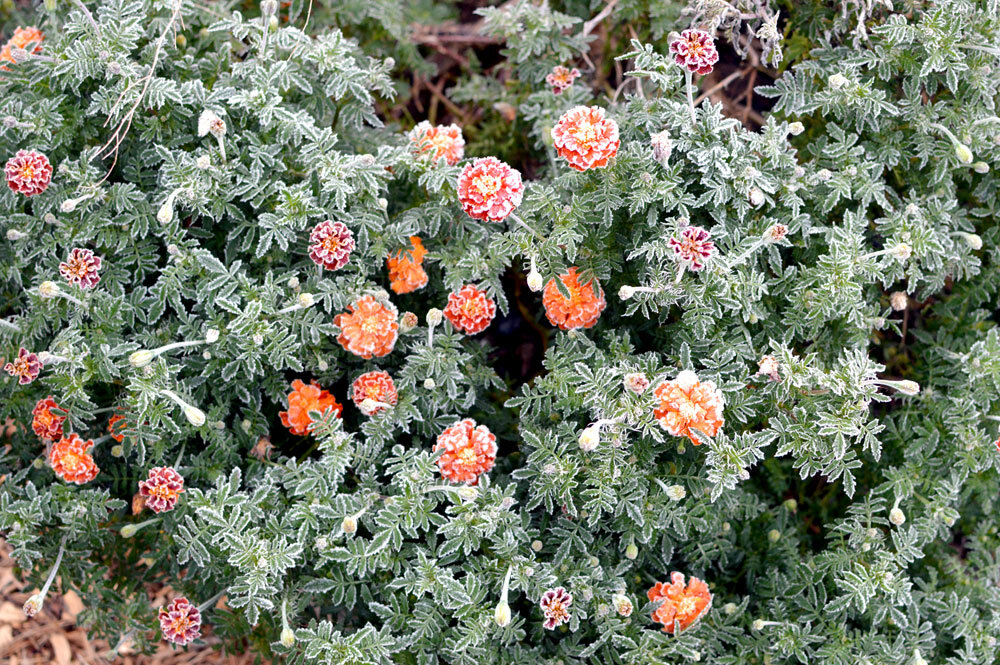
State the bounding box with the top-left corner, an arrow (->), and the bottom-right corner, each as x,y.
0,541 -> 256,665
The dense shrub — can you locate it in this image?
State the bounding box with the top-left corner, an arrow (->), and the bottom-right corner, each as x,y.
2,0 -> 999,663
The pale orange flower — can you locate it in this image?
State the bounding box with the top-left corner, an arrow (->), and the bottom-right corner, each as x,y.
108,414 -> 127,443
457,157 -> 524,222
350,371 -> 398,416
49,433 -> 99,485
0,26 -> 43,69
409,121 -> 465,165
541,267 -> 607,330
334,295 -> 400,358
31,396 -> 65,440
280,379 -> 343,436
551,106 -> 620,171
387,236 -> 429,294
647,571 -> 712,633
653,370 -> 724,445
443,284 -> 496,335
435,418 -> 497,485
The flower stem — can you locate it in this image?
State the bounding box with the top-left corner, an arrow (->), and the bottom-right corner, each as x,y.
685,70 -> 697,124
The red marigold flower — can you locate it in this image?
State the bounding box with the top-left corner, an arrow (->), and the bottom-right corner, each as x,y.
49,433 -> 99,485
280,379 -> 343,436
4,150 -> 52,197
59,247 -> 103,289
669,29 -> 719,75
31,396 -> 65,440
457,157 -> 524,223
4,347 -> 42,385
309,220 -> 355,271
350,371 -> 399,416
653,370 -> 724,445
139,466 -> 185,513
435,418 -> 498,485
541,268 -> 607,330
551,106 -> 620,171
334,295 -> 399,358
0,26 -> 43,69
409,121 -> 465,165
540,587 -> 573,630
108,414 -> 127,442
387,236 -> 429,295
647,571 -> 712,634
670,226 -> 716,271
546,65 -> 581,94
159,597 -> 202,646
443,284 -> 496,335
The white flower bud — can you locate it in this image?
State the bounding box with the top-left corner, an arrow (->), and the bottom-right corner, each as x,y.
889,507 -> 906,525
120,524 -> 138,538
183,405 -> 206,427
896,380 -> 920,396
494,600 -> 511,627
297,292 -> 315,308
768,529 -> 781,542
167,244 -> 179,256
38,281 -> 61,298
624,542 -> 638,560
60,198 -> 79,213
107,61 -> 121,75
279,627 -> 295,647
377,197 -> 388,210
787,121 -> 805,136
317,359 -> 329,371
458,486 -> 479,501
22,594 -> 43,617
828,73 -> 848,89
666,484 -> 686,501
748,187 -> 765,207
890,292 -> 908,311
816,168 -> 832,182
912,649 -> 927,665
618,285 -> 635,300
423,378 -> 436,390
531,539 -> 543,552
972,161 -> 989,174
129,350 -> 155,368
890,243 -> 912,261
196,155 -> 212,170
288,276 -> 300,289
426,308 -> 443,326
612,593 -> 633,617
252,333 -> 264,346
526,270 -> 543,292
954,142 -> 973,164
157,199 -> 174,224
269,15 -> 279,30
111,445 -> 124,457
752,619 -> 766,631
205,328 -> 220,343
723,602 -> 737,615
956,232 -> 982,250
650,130 -> 673,166
342,515 -> 358,534
578,425 -> 600,452
262,0 -> 278,15
241,419 -> 252,432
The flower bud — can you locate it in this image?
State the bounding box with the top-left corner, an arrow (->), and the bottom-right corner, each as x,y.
623,372 -> 650,394
280,627 -> 295,647
783,498 -> 797,512
426,308 -> 443,327
11,47 -> 29,64
624,542 -> 638,560
494,600 -> 511,627
748,187 -> 765,207
889,507 -> 906,525
423,378 -> 436,390
752,619 -> 766,631
612,593 -> 633,617
896,380 -> 920,396
787,121 -> 805,135
650,130 -> 673,166
531,539 -> 543,552
665,484 -> 686,501
120,524 -> 138,538
578,425 -> 600,452
4,228 -> 24,242
129,350 -> 155,368
205,328 -> 220,343
196,155 -> 212,169
157,199 -> 174,224
972,161 -> 989,173
618,285 -> 634,300
828,73 -> 848,89
890,291 -> 908,311
111,445 -> 124,458
912,649 -> 927,665
342,515 -> 358,534
723,602 -> 738,615
269,15 -> 279,30
890,243 -> 912,261
262,0 -> 278,14
768,529 -> 781,542
183,405 -> 206,427
298,292 -> 315,308
956,232 -> 982,250
39,281 -> 61,298
60,198 -> 78,213
526,270 -> 543,292
458,486 -> 479,501
954,142 -> 973,164
23,594 -> 43,617
399,311 -> 418,332
377,197 -> 388,210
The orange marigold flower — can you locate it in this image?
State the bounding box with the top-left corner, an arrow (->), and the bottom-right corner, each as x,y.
551,106 -> 620,171
542,268 -> 607,330
647,571 -> 712,634
279,379 -> 343,436
387,236 -> 429,295
443,284 -> 496,335
108,414 -> 127,442
653,370 -> 724,445
4,150 -> 52,197
0,26 -> 43,69
409,121 -> 465,166
350,371 -> 399,416
334,295 -> 399,358
49,433 -> 99,485
435,418 -> 497,485
159,597 -> 202,646
138,466 -> 185,513
457,157 -> 524,222
31,396 -> 65,440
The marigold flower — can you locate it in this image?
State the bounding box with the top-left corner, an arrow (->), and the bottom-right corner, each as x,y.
457,157 -> 524,222
4,150 -> 52,196
59,248 -> 103,289
49,433 -> 99,485
159,597 -> 202,646
623,372 -> 650,394
108,414 -> 127,442
542,268 -> 607,330
334,295 -> 399,358
31,396 -> 65,440
350,371 -> 398,416
138,466 -> 185,513
670,226 -> 716,271
443,284 -> 497,335
4,347 -> 42,384
669,29 -> 719,75
757,355 -> 781,382
539,587 -> 573,630
546,65 -> 581,94
551,106 -> 620,171
648,572 -> 712,633
279,379 -> 343,436
435,418 -> 498,485
612,593 -> 633,617
409,121 -> 465,165
653,370 -> 725,445
309,220 -> 355,271
0,27 -> 43,69
387,236 -> 429,294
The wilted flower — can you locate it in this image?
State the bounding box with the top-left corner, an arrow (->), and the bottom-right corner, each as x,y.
0,27 -> 43,69
399,311 -> 418,331
669,29 -> 718,75
350,371 -> 398,416
651,130 -> 673,166
4,347 -> 43,384
757,355 -> 781,382
334,295 -> 399,358
623,372 -> 650,394
665,484 -> 687,501
159,597 -> 202,646
767,224 -> 789,243
435,418 -> 498,485
197,109 -> 226,137
546,65 -> 581,93
387,236 -> 429,294
457,157 -> 524,222
890,291 -> 908,311
138,466 -> 185,513
653,370 -> 725,445
4,149 -> 52,196
309,220 -> 355,271
280,379 -> 343,435
612,593 -> 633,617
408,121 -> 465,165
647,571 -> 712,634
31,396 -> 65,440
443,284 -> 497,335
59,248 -> 103,289
539,587 -> 573,630
670,226 -> 716,271
542,268 -> 607,330
748,187 -> 765,207
551,106 -> 620,171
49,433 -> 99,485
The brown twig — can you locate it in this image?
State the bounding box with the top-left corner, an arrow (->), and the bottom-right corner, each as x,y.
695,67 -> 748,105
582,0 -> 621,38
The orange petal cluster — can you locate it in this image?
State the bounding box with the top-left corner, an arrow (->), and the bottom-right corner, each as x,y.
435,418 -> 497,485
31,396 -> 65,440
0,26 -> 43,69
409,121 -> 465,165
334,295 -> 399,358
457,157 -> 524,222
653,370 -> 724,444
4,150 -> 52,197
551,106 -> 620,171
279,379 -> 343,436
108,414 -> 127,442
350,371 -> 399,416
49,433 -> 99,485
443,284 -> 496,335
387,236 -> 429,295
542,268 -> 607,330
647,572 -> 712,633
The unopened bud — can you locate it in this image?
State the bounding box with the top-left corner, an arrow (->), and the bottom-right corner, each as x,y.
665,484 -> 686,501
262,0 -> 278,14
972,161 -> 989,174
612,593 -> 633,617
423,378 -> 436,390
458,486 -> 478,501
111,445 -> 124,458
205,328 -> 220,343
183,405 -> 206,427
426,308 -> 443,326
23,594 -> 43,617
39,281 -> 61,298
377,197 -> 388,210
494,600 -> 511,627
889,507 -> 906,525
956,232 -> 982,250
618,285 -> 635,300
624,542 -> 638,560
129,350 -> 155,368
768,529 -> 781,542
298,292 -> 315,308
526,270 -> 543,292
196,155 -> 211,170
890,291 -> 908,311
342,515 -> 358,534
6,229 -> 26,241
748,187 -> 765,207
578,425 -> 600,452
954,142 -> 974,164
279,627 -> 294,647
157,199 -> 174,224
828,73 -> 848,89
120,524 -> 138,538
531,539 -> 542,552
787,121 -> 804,136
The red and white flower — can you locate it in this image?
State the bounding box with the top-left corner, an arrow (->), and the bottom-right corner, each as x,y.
546,66 -> 581,94
138,466 -> 185,513
540,587 -> 573,630
31,396 -> 65,440
457,157 -> 524,222
409,122 -> 465,165
350,371 -> 399,416
49,433 -> 99,485
669,29 -> 719,75
551,106 -> 620,171
159,597 -> 202,646
309,220 -> 355,271
4,347 -> 42,384
670,226 -> 716,271
4,149 -> 52,196
59,248 -> 103,289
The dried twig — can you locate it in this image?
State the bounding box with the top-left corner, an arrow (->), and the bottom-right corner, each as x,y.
582,0 -> 621,38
